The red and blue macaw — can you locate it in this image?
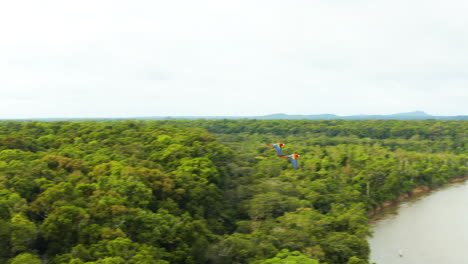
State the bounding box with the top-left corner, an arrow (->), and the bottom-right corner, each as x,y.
278,154 -> 301,169
266,142 -> 285,156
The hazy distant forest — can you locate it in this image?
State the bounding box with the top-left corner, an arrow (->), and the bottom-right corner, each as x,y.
0,120 -> 466,264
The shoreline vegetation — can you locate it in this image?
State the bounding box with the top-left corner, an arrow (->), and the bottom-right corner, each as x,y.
368,176 -> 468,220
0,120 -> 466,264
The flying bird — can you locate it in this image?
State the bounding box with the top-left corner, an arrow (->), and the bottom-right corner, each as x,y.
266,142 -> 285,156
278,154 -> 301,169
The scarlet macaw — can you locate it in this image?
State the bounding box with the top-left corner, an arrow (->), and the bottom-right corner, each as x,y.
278,154 -> 301,169
266,142 -> 285,156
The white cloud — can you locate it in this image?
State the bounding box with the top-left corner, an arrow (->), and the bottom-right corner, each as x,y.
0,0 -> 467,118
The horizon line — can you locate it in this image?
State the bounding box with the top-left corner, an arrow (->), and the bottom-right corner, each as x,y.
1,111 -> 467,121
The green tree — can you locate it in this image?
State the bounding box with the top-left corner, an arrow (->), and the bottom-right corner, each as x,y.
10,213 -> 37,253
41,205 -> 89,254
10,253 -> 42,264
260,249 -> 319,264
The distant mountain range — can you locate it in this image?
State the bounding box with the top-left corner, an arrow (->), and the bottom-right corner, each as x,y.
3,111 -> 468,121
137,111 -> 466,121
251,111 -> 468,120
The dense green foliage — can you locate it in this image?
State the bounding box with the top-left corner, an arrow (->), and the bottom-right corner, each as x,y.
159,119 -> 467,154
0,120 -> 466,264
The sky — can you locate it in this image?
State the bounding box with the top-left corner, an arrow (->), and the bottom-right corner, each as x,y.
1,0 -> 467,118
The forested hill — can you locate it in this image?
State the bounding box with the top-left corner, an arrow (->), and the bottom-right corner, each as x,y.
0,120 -> 466,264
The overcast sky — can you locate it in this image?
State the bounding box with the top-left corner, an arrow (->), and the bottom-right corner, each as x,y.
1,0 -> 467,118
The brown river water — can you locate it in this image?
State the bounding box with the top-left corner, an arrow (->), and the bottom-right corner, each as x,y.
369,180 -> 468,264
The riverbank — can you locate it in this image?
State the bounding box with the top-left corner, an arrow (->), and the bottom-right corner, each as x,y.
368,176 -> 468,220
369,178 -> 468,264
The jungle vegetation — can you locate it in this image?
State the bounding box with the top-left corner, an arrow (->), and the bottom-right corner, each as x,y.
0,120 -> 466,264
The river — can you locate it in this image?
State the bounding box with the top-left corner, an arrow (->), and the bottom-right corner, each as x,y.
369,181 -> 468,264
